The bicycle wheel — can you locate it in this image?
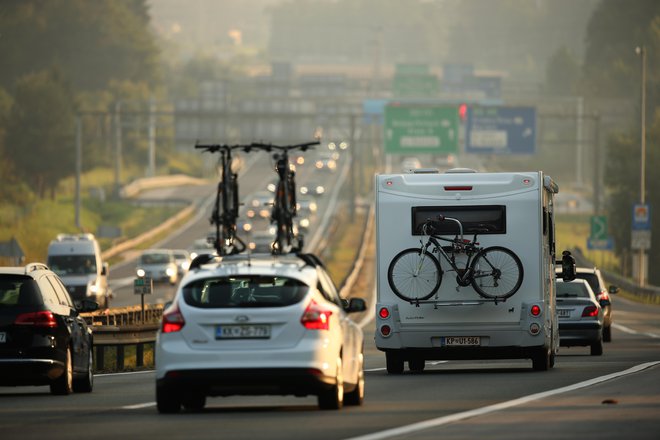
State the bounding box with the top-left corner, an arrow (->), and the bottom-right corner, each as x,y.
470,246 -> 524,300
387,248 -> 442,301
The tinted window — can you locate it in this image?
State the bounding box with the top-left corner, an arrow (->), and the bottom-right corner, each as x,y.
183,275 -> 308,308
574,273 -> 599,294
0,275 -> 41,307
411,205 -> 506,235
557,282 -> 591,298
140,253 -> 171,264
48,255 -> 97,276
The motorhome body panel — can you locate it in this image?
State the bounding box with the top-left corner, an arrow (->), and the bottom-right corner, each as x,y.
375,171 -> 556,355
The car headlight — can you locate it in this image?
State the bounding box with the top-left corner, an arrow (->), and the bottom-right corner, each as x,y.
166,267 -> 176,277
137,268 -> 146,277
242,223 -> 252,232
299,218 -> 310,228
88,282 -> 99,294
249,242 -> 256,250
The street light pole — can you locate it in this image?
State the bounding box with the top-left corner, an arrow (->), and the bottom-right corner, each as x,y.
635,45 -> 647,286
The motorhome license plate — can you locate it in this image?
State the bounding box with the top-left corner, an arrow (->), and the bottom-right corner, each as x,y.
558,309 -> 571,318
0,332 -> 6,343
216,325 -> 271,339
444,336 -> 480,346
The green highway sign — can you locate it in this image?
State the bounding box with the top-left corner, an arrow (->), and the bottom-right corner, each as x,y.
590,215 -> 608,240
384,105 -> 459,155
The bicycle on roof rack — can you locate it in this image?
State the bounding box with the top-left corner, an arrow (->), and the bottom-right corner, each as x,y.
195,142 -> 254,256
251,140 -> 320,254
387,215 -> 524,303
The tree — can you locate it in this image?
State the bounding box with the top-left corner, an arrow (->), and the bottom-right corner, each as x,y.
4,70 -> 75,199
545,46 -> 580,95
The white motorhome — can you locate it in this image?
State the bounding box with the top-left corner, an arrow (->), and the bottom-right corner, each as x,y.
375,169 -> 574,373
47,233 -> 110,308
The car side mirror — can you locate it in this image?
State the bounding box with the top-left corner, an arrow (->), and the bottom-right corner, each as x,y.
608,285 -> 619,294
102,262 -> 109,276
76,298 -> 100,313
600,299 -> 611,307
560,250 -> 576,281
345,297 -> 367,313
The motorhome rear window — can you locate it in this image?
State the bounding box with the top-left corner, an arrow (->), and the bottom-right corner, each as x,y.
411,206 -> 506,235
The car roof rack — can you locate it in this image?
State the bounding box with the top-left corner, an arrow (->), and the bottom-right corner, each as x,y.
25,262 -> 49,273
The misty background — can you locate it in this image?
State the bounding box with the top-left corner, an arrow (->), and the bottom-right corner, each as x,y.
0,0 -> 658,282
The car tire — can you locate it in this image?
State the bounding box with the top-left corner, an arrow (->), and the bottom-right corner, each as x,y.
386,351 -> 404,375
73,349 -> 94,393
590,339 -> 603,356
51,346 -> 73,395
603,326 -> 612,342
408,358 -> 425,373
532,346 -> 551,371
344,353 -> 364,406
157,385 -> 182,414
182,391 -> 206,412
318,357 -> 344,410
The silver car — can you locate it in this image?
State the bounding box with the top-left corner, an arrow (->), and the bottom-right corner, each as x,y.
136,249 -> 178,285
556,279 -> 604,356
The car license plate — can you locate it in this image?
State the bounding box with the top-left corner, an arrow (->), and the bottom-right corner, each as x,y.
444,336 -> 480,346
0,332 -> 6,343
558,309 -> 571,318
216,324 -> 271,339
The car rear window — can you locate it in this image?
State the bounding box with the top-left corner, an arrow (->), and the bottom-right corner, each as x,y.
557,282 -> 591,298
574,273 -> 599,293
140,253 -> 171,264
0,276 -> 42,307
182,275 -> 309,308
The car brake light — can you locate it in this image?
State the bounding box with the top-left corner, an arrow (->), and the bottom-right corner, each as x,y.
598,290 -> 610,301
530,305 -> 542,316
14,311 -> 57,327
582,305 -> 599,317
379,307 -> 390,319
301,300 -> 332,330
161,302 -> 185,333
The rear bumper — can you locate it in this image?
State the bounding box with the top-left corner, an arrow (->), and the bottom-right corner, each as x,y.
156,368 -> 336,397
0,359 -> 65,386
559,322 -> 602,346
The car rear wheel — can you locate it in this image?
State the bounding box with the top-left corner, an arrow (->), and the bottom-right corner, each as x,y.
157,385 -> 182,414
386,351 -> 404,375
344,353 -> 364,406
590,339 -> 603,356
603,326 -> 612,342
532,346 -> 551,371
318,357 -> 344,410
51,347 -> 73,395
408,358 -> 425,373
182,391 -> 206,412
73,349 -> 94,393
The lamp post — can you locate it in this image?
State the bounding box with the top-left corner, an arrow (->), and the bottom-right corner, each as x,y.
635,45 -> 647,286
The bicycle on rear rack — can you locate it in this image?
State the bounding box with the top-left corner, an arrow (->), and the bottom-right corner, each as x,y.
194,143 -> 253,256
251,141 -> 319,254
387,215 -> 524,303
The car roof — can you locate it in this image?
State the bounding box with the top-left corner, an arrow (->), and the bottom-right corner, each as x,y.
186,253 -> 321,286
0,263 -> 53,279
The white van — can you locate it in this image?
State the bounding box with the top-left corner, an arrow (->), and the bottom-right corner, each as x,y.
47,233 -> 110,308
375,169 -> 574,373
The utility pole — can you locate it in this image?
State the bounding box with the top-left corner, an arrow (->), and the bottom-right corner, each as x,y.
635,45 -> 648,286
75,115 -> 82,230
114,101 -> 123,197
148,97 -> 156,177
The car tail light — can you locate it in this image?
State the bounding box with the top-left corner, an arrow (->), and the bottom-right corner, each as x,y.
379,307 -> 390,319
380,325 -> 392,337
582,305 -> 599,317
301,300 -> 332,330
14,311 -> 58,327
529,323 -> 541,335
530,305 -> 542,316
598,290 -> 610,302
161,302 -> 185,333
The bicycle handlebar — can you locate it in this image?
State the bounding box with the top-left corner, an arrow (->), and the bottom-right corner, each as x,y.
194,143 -> 254,153
424,215 -> 464,242
250,141 -> 320,153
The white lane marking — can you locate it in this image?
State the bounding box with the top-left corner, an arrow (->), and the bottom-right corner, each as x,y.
343,361 -> 660,440
612,322 -> 660,338
122,402 -> 156,410
96,370 -> 154,377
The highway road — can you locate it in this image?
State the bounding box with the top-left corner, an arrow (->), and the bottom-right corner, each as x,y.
0,295 -> 658,439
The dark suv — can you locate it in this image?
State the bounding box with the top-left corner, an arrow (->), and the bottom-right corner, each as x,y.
0,263 -> 98,394
556,266 -> 618,342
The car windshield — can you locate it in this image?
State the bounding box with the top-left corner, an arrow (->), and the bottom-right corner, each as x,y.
0,275 -> 41,307
557,282 -> 591,298
140,253 -> 170,264
183,275 -> 308,308
47,255 -> 97,276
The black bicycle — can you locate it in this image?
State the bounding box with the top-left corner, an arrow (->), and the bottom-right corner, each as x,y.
251,141 -> 319,254
387,215 -> 524,302
195,143 -> 253,256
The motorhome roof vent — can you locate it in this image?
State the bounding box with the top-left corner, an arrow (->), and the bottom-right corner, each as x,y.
445,168 -> 478,174
410,168 -> 439,174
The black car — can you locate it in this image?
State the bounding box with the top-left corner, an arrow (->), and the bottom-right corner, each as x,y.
0,263 -> 98,394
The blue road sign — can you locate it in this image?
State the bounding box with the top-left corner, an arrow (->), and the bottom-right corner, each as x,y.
466,106 -> 536,154
587,237 -> 614,250
632,203 -> 651,230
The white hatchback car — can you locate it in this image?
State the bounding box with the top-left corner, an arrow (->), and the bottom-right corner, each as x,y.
155,253 -> 367,413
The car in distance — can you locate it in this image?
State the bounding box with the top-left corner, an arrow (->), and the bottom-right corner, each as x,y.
299,181 -> 325,196
171,250 -> 192,278
246,191 -> 274,219
0,263 -> 98,394
556,279 -> 604,356
136,249 -> 178,285
556,266 -> 617,342
155,252 -> 367,413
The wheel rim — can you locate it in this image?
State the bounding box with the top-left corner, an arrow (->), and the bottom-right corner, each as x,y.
65,348 -> 73,389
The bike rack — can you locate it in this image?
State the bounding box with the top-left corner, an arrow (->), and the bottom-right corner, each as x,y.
409,298 -> 508,308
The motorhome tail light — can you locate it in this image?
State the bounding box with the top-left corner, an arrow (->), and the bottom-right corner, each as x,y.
530,305 -> 542,317
380,325 -> 392,337
529,323 -> 541,335
378,307 -> 390,319
161,302 -> 185,333
301,300 -> 332,330
582,305 -> 599,317
14,311 -> 57,328
444,186 -> 473,191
